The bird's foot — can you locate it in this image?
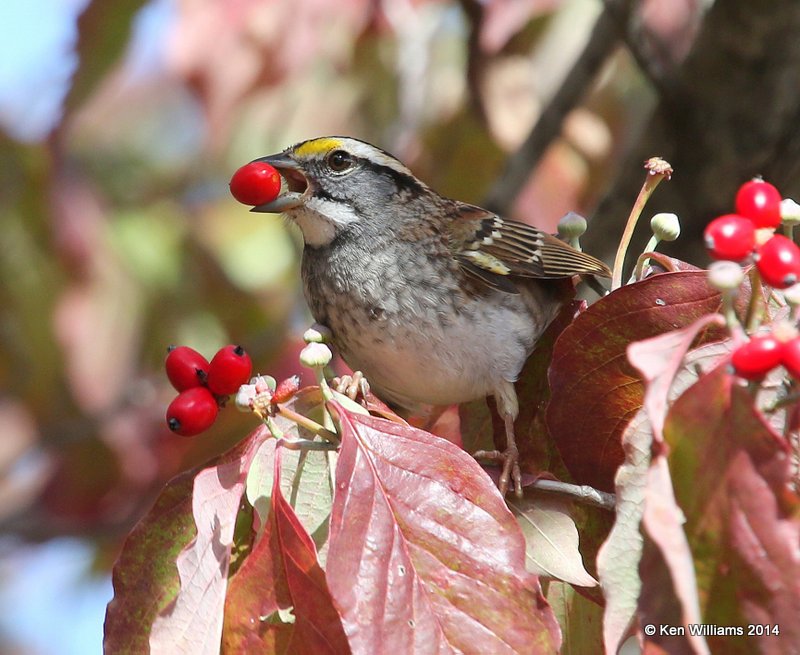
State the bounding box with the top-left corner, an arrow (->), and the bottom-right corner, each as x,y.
474,404 -> 523,497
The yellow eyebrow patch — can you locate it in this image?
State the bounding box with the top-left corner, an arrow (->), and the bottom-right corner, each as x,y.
294,137 -> 343,158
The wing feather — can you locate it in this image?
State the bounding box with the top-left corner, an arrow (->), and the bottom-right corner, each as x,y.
450,203 -> 611,284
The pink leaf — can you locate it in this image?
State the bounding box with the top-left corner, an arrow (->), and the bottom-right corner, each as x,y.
149,431 -> 264,655
597,316 -> 727,654
104,427 -> 269,652
326,402 -> 560,654
627,313 -> 726,442
626,315 -> 727,655
596,411 -> 650,654
222,439 -> 291,654
104,472 -> 195,654
479,0 -> 561,53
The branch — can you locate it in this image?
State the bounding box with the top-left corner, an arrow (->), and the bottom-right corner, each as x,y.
528,478 -> 616,511
484,0 -> 636,215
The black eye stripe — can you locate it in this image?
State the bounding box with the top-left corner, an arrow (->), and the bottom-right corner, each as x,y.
360,159 -> 425,195
316,148 -> 425,195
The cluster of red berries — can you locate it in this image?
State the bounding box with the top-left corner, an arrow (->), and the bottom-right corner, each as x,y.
229,161 -> 281,206
165,345 -> 253,436
704,178 -> 800,288
731,332 -> 800,381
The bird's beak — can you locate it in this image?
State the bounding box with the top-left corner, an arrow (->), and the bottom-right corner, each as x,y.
249,153 -> 309,213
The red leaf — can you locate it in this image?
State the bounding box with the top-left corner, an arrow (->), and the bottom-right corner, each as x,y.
628,313 -> 727,442
547,271 -> 728,490
664,365 -> 800,653
222,439 -> 293,655
643,252 -> 704,274
222,414 -> 346,655
326,402 -> 560,654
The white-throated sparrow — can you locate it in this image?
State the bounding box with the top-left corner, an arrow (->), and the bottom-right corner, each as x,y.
248,136 -> 610,496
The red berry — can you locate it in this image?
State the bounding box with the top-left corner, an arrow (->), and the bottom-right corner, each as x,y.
229,161 -> 281,206
782,337 -> 800,379
704,214 -> 756,261
166,387 -> 219,436
165,346 -> 209,391
731,334 -> 782,380
735,178 -> 782,229
206,345 -> 253,395
755,234 -> 800,288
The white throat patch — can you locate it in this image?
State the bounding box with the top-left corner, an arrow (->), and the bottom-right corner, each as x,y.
285,197 -> 360,247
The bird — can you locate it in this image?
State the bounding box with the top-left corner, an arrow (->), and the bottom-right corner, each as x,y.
247,136 -> 611,496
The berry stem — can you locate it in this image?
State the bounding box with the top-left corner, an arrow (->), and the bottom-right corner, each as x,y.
264,415 -> 285,440
721,290 -> 741,331
611,158 -> 673,290
277,438 -> 338,452
745,269 -> 766,333
275,404 -> 340,444
631,235 -> 660,282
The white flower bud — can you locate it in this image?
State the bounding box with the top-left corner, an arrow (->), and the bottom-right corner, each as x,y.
234,383 -> 257,411
707,260 -> 744,291
557,212 -> 588,240
252,374 -> 276,393
300,342 -> 332,368
303,324 -> 333,344
781,198 -> 800,225
650,213 -> 681,242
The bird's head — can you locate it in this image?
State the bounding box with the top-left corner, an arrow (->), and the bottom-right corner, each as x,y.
250,136 -> 428,247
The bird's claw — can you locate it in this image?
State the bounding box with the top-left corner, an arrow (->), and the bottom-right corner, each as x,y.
474,444 -> 523,498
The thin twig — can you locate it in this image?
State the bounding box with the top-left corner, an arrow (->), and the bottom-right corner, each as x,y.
528,478 -> 616,511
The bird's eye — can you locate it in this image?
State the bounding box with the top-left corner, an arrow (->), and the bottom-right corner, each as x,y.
326,149 -> 354,173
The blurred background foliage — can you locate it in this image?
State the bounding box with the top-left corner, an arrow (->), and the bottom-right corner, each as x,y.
1,0 -> 798,651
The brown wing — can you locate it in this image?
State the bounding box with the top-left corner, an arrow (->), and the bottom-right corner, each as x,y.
449,203 -> 611,285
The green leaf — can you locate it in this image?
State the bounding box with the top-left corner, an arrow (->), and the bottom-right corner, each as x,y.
546,581 -> 604,655
245,389 -> 335,561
